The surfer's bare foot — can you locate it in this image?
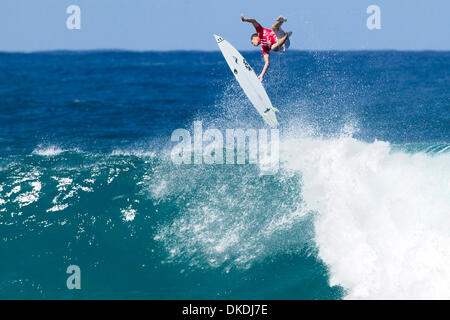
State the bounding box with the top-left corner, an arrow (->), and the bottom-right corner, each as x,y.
277,16 -> 287,23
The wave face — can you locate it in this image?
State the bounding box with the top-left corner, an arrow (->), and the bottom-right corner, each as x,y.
0,150 -> 341,299
0,51 -> 449,299
1,140 -> 448,299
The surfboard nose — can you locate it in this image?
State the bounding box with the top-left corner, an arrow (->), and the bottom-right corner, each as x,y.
213,34 -> 224,43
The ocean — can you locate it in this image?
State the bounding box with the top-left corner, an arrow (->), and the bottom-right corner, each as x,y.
0,50 -> 449,299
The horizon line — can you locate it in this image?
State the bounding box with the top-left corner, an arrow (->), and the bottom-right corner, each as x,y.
1,48 -> 449,54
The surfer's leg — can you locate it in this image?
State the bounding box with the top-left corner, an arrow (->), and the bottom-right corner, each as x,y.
272,16 -> 287,31
271,31 -> 292,51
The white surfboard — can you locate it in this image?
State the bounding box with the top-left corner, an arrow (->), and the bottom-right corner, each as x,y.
214,34 -> 279,128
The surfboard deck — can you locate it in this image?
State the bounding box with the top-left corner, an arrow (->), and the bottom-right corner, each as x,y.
214,34 -> 279,128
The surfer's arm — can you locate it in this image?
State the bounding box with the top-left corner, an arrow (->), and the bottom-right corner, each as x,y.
240,14 -> 262,29
259,53 -> 270,81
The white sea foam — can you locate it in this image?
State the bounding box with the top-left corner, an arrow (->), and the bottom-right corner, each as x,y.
282,136 -> 450,299
13,181 -> 42,208
32,145 -> 66,156
111,149 -> 156,157
46,204 -> 69,213
47,176 -> 93,213
121,206 -> 137,221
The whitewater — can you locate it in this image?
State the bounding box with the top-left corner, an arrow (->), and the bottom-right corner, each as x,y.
282,135 -> 450,299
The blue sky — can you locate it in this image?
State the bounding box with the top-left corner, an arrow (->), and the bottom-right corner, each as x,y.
1,0 -> 449,51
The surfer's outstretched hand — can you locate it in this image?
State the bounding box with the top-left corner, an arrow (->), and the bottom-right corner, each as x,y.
258,74 -> 263,82
240,14 -> 245,22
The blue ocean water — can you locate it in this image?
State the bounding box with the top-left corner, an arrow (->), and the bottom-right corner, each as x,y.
0,50 -> 449,299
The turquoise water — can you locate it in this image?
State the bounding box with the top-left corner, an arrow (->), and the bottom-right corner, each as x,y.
0,51 -> 449,299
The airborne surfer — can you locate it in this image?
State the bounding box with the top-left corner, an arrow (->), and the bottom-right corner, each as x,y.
241,14 -> 292,81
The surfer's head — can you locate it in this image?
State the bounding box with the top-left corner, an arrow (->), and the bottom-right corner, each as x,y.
251,33 -> 260,46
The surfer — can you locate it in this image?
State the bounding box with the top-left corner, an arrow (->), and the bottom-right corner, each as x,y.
241,14 -> 292,81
